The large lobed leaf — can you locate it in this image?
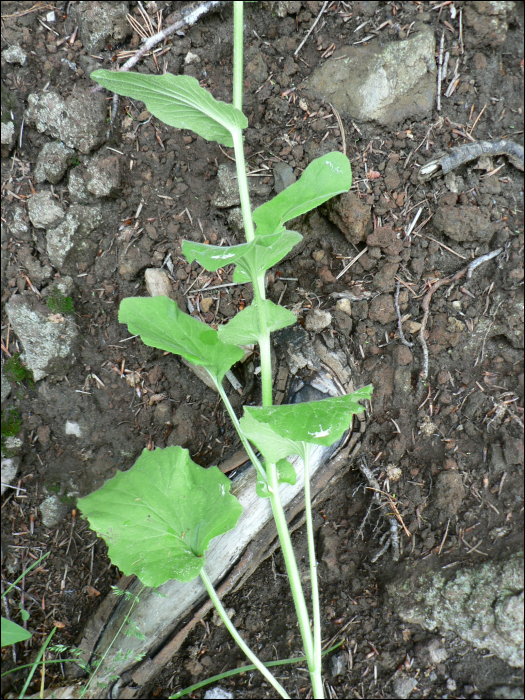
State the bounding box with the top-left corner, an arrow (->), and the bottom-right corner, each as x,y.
240,386 -> 373,464
119,296 -> 244,384
253,152 -> 352,237
91,70 -> 247,147
78,446 -> 243,587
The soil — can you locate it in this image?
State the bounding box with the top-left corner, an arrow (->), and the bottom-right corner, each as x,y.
1,2 -> 523,699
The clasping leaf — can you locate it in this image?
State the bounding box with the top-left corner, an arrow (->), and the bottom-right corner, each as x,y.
78,446 -> 243,587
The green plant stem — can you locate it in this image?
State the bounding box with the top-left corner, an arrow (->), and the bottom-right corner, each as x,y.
232,128 -> 255,243
19,627 -> 57,700
266,463 -> 315,667
303,445 -> 324,698
214,381 -> 269,486
199,569 -> 290,699
252,281 -> 273,408
232,2 -> 244,112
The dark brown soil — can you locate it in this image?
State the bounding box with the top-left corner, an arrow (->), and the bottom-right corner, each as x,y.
1,2 -> 523,699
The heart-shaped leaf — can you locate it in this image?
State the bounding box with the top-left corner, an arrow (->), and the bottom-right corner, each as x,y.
218,299 -> 295,346
232,228 -> 303,283
182,240 -> 255,272
240,386 -> 373,463
78,447 -> 243,587
119,296 -> 244,384
253,152 -> 352,237
1,617 -> 32,646
91,71 -> 247,147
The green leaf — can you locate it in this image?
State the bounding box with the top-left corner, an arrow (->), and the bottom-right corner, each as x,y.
78,446 -> 243,587
1,617 -> 32,646
253,152 -> 352,237
218,299 -> 295,345
182,240 -> 255,272
256,459 -> 297,498
240,386 -> 373,463
232,228 -> 303,283
91,71 -> 247,147
119,296 -> 243,384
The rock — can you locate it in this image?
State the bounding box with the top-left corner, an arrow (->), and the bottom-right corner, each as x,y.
433,205 -> 494,243
144,268 -> 172,298
71,1 -> 131,53
274,0 -> 302,17
307,25 -> 436,125
34,142 -> 75,184
433,471 -> 465,516
203,687 -> 234,699
1,364 -> 11,403
1,121 -> 16,152
463,1 -> 514,48
119,246 -> 152,281
85,153 -> 122,197
503,434 -> 524,466
2,43 -> 27,65
213,163 -> 241,208
200,297 -> 214,313
305,308 -> 332,332
368,294 -> 396,324
393,345 -> 413,366
392,676 -> 417,699
387,551 -> 524,668
28,191 -> 65,229
326,191 -> 373,245
40,495 -> 70,529
25,89 -> 107,154
415,636 -> 449,665
68,166 -> 95,204
319,266 -> 336,284
373,262 -> 399,292
394,367 -> 413,395
366,226 -> 398,249
330,652 -> 347,677
46,204 -> 102,272
5,295 -> 79,382
273,161 -> 296,193
1,456 -> 20,495
336,298 -> 352,316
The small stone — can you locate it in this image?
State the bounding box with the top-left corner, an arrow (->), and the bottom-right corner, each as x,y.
336,298 -> 352,316
203,687 -> 234,699
373,262 -> 399,292
319,266 -> 336,284
330,652 -> 347,677
405,320 -> 422,335
1,457 -> 19,496
85,153 -> 121,198
197,297 -> 215,315
503,435 -> 524,466
367,226 -> 398,249
34,142 -> 75,185
1,121 -> 16,151
394,367 -> 413,394
2,43 -> 27,65
434,471 -> 465,516
273,161 -> 296,193
40,495 -> 70,529
305,308 -> 332,332
312,249 -> 325,262
327,191 -> 373,245
145,268 -> 172,298
368,294 -> 396,324
28,191 -> 65,229
393,345 -> 413,366
154,403 -> 171,425
393,676 -> 417,699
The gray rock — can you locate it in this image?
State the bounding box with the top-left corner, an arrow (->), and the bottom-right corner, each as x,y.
326,191 -> 372,245
85,153 -> 122,197
1,457 -> 19,496
68,166 -> 95,204
1,364 -> 11,403
5,295 -> 79,382
368,294 -> 396,324
71,1 -> 131,53
213,163 -> 241,208
433,205 -> 494,243
274,1 -> 302,17
3,435 -> 24,456
273,161 -> 296,193
119,245 -> 151,281
305,308 -> 332,332
1,121 -> 16,150
2,43 -> 27,65
40,495 -> 70,529
28,191 -> 65,230
145,268 -> 172,298
203,688 -> 234,700
392,676 -> 418,699
25,89 -> 107,154
330,652 -> 347,677
46,204 -> 102,272
463,1 -> 514,48
8,205 -> 30,237
387,551 -> 524,668
394,367 -> 413,395
307,25 -> 436,125
34,142 -> 75,184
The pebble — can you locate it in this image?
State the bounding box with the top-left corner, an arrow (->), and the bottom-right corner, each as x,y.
336,298 -> 352,316
200,297 -> 214,313
305,308 -> 332,332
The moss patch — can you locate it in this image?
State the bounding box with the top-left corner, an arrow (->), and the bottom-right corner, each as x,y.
4,354 -> 34,386
1,408 -> 21,452
47,289 -> 74,315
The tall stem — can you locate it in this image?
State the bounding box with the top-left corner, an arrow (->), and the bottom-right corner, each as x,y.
303,446 -> 324,698
232,129 -> 255,243
232,2 -> 244,112
200,569 -> 290,699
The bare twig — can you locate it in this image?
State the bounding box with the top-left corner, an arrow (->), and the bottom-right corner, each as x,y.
395,280 -> 414,348
294,0 -> 329,56
436,32 -> 445,112
358,457 -> 400,562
